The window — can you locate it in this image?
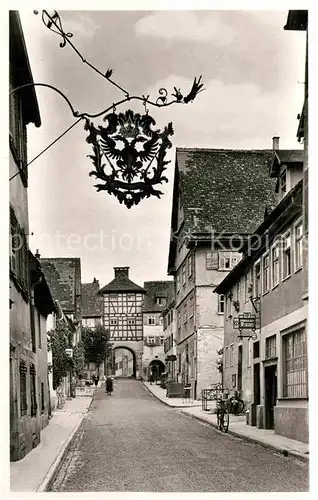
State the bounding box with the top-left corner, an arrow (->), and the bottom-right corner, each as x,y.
160,336 -> 164,346
206,251 -> 218,270
177,310 -> 181,329
254,261 -> 261,298
30,363 -> 37,417
159,317 -> 163,325
19,361 -> 27,416
283,328 -> 307,398
226,294 -> 232,319
182,264 -> 186,286
147,336 -> 155,345
147,315 -> 156,325
253,341 -> 260,359
281,170 -> 287,193
189,295 -> 194,318
188,254 -> 193,277
262,254 -> 269,293
10,207 -> 29,294
218,294 -> 225,314
41,382 -> 45,414
128,319 -> 135,325
230,344 -> 234,366
110,319 -> 118,326
282,232 -> 291,279
295,221 -> 303,270
109,294 -> 117,301
265,335 -> 277,359
156,297 -> 166,306
219,252 -> 239,271
183,303 -> 188,324
272,245 -> 280,287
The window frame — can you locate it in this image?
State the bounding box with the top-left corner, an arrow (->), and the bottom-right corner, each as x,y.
218,294 -> 225,314
262,253 -> 270,294
282,326 -> 307,399
182,264 -> 186,286
188,253 -> 193,278
147,315 -> 156,326
183,302 -> 188,324
254,259 -> 261,298
282,230 -> 292,281
271,244 -> 280,288
294,218 -> 303,271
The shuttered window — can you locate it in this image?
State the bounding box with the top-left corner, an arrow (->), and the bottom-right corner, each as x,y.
30,364 -> 37,417
19,361 -> 27,416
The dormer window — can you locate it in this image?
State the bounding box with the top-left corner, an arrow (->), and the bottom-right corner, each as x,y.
156,297 -> 166,306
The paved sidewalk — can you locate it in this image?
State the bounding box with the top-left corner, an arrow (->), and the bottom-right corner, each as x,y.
143,382 -> 309,462
10,396 -> 92,492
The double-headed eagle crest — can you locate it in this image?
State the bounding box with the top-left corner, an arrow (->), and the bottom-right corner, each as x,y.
85,110 -> 174,208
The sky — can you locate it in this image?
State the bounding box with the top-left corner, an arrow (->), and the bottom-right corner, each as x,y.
18,8 -> 307,289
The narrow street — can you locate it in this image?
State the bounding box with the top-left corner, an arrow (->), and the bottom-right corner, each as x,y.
50,379 -> 308,492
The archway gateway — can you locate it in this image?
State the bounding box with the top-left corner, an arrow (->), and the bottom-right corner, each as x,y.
148,359 -> 165,382
105,342 -> 143,379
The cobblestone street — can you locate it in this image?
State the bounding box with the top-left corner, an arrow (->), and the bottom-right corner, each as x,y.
50,379 -> 308,492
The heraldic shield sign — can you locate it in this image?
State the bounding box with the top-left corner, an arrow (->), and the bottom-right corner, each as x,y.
85,110 -> 174,208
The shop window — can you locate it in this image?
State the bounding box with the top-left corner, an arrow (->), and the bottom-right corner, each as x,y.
283,328 -> 307,398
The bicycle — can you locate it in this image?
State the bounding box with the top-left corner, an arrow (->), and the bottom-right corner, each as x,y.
216,396 -> 230,432
228,390 -> 245,415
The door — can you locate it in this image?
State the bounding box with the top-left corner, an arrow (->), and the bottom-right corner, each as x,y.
253,363 -> 260,405
264,364 -> 277,429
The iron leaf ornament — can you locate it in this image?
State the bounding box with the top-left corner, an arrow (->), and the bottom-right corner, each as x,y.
85,110 -> 174,208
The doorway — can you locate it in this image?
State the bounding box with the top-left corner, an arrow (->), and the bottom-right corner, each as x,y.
253,363 -> 260,406
264,364 -> 277,429
237,345 -> 242,391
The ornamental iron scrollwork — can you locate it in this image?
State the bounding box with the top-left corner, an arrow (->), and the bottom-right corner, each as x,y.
85,110 -> 174,208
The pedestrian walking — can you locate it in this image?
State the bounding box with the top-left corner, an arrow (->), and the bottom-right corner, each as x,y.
105,376 -> 113,395
94,375 -> 99,387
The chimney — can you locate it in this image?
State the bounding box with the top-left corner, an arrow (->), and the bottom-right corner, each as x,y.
114,267 -> 129,279
35,249 -> 41,259
93,277 -> 99,284
272,136 -> 280,150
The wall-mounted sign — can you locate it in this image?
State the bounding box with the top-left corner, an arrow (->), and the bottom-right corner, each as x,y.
233,312 -> 259,340
65,348 -> 73,358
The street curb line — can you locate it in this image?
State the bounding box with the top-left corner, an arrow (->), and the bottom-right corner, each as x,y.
179,409 -> 309,464
36,397 -> 94,492
142,383 -> 199,409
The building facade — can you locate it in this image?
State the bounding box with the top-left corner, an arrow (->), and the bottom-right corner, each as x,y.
142,281 -> 174,381
215,147 -> 307,442
167,148 -> 278,399
81,278 -> 103,378
99,267 -> 146,378
9,11 -> 57,461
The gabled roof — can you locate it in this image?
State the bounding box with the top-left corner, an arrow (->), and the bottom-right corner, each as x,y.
40,258 -> 82,319
82,281 -> 103,317
29,252 -> 56,317
269,149 -> 303,177
143,281 -> 175,312
168,148 -> 278,272
99,275 -> 146,294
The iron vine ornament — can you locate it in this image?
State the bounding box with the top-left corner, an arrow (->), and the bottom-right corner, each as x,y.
85,110 -> 174,208
10,10 -> 204,207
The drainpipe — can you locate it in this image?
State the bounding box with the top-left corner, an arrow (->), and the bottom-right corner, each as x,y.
193,240 -> 198,400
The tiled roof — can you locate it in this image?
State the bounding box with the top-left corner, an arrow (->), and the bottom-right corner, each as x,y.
143,281 -> 175,312
40,258 -> 82,319
82,281 -> 103,317
99,275 -> 146,294
176,148 -> 278,235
